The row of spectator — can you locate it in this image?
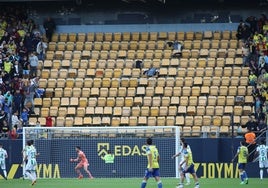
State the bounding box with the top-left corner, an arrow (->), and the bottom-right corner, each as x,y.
0,6 -> 48,138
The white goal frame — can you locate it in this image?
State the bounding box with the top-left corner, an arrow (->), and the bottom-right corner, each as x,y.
22,126 -> 180,178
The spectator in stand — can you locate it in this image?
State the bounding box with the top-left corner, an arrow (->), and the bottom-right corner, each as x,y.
11,76 -> 22,93
257,119 -> 267,139
13,89 -> 23,114
246,16 -> 258,33
43,17 -> 56,42
249,71 -> 257,87
21,55 -> 30,79
3,58 -> 12,74
16,41 -> 27,60
11,28 -> 21,44
245,116 -> 258,132
242,43 -> 250,66
30,76 -> 39,88
20,107 -> 29,126
36,37 -> 47,61
255,97 -> 263,120
253,87 -> 262,100
4,91 -> 12,106
143,68 -> 159,77
0,54 -> 3,68
173,41 -> 183,57
2,98 -> 10,115
11,111 -> 21,128
236,21 -> 244,40
249,60 -> 259,76
31,30 -> 41,51
16,123 -> 23,139
23,76 -> 39,111
11,60 -> 22,78
0,120 -> 9,138
2,76 -> 12,93
0,91 -> 5,105
0,32 -> 9,44
29,52 -> 38,78
0,109 -> 7,123
17,26 -> 26,40
8,38 -> 16,54
23,32 -> 33,53
240,22 -> 251,41
258,14 -> 267,33
45,116 -> 53,127
258,56 -> 268,75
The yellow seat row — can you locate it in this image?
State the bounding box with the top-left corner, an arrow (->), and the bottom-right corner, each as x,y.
37,105 -> 252,119
45,48 -> 241,60
42,59 -> 248,75
48,39 -> 242,51
35,95 -> 253,109
48,41 -> 168,51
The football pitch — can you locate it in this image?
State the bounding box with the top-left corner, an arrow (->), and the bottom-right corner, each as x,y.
1,178 -> 268,188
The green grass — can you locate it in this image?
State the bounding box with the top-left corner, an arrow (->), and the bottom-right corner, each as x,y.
1,178 -> 268,188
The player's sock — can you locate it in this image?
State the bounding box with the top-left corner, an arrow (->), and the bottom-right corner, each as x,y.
243,171 -> 248,179
243,171 -> 248,184
3,170 -> 7,179
25,171 -> 34,181
31,171 -> 37,181
141,180 -> 147,188
185,173 -> 190,184
31,173 -> 37,186
260,169 -> 263,179
157,180 -> 162,188
87,170 -> 93,178
239,172 -> 244,181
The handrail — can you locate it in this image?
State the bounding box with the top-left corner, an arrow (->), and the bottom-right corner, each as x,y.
247,129 -> 268,161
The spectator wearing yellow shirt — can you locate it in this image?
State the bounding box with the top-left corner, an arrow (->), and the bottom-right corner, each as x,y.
249,71 -> 257,86
253,31 -> 263,44
8,39 -> 17,53
0,19 -> 7,30
4,60 -> 12,74
17,27 -> 26,39
263,20 -> 268,32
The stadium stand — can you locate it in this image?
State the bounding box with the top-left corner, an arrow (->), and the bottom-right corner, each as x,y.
1,0 -> 268,139
27,30 -> 253,137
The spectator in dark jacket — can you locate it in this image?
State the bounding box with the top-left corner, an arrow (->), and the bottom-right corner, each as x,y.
23,32 -> 33,53
13,89 -> 23,114
257,119 -> 267,138
43,17 -> 56,42
245,116 -> 258,132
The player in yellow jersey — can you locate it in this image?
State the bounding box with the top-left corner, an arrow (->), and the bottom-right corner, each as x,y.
232,141 -> 249,185
140,138 -> 162,188
178,143 -> 199,188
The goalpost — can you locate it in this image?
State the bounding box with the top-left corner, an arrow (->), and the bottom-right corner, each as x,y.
22,126 -> 180,179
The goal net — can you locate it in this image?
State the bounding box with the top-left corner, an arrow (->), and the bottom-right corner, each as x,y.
22,126 -> 180,178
